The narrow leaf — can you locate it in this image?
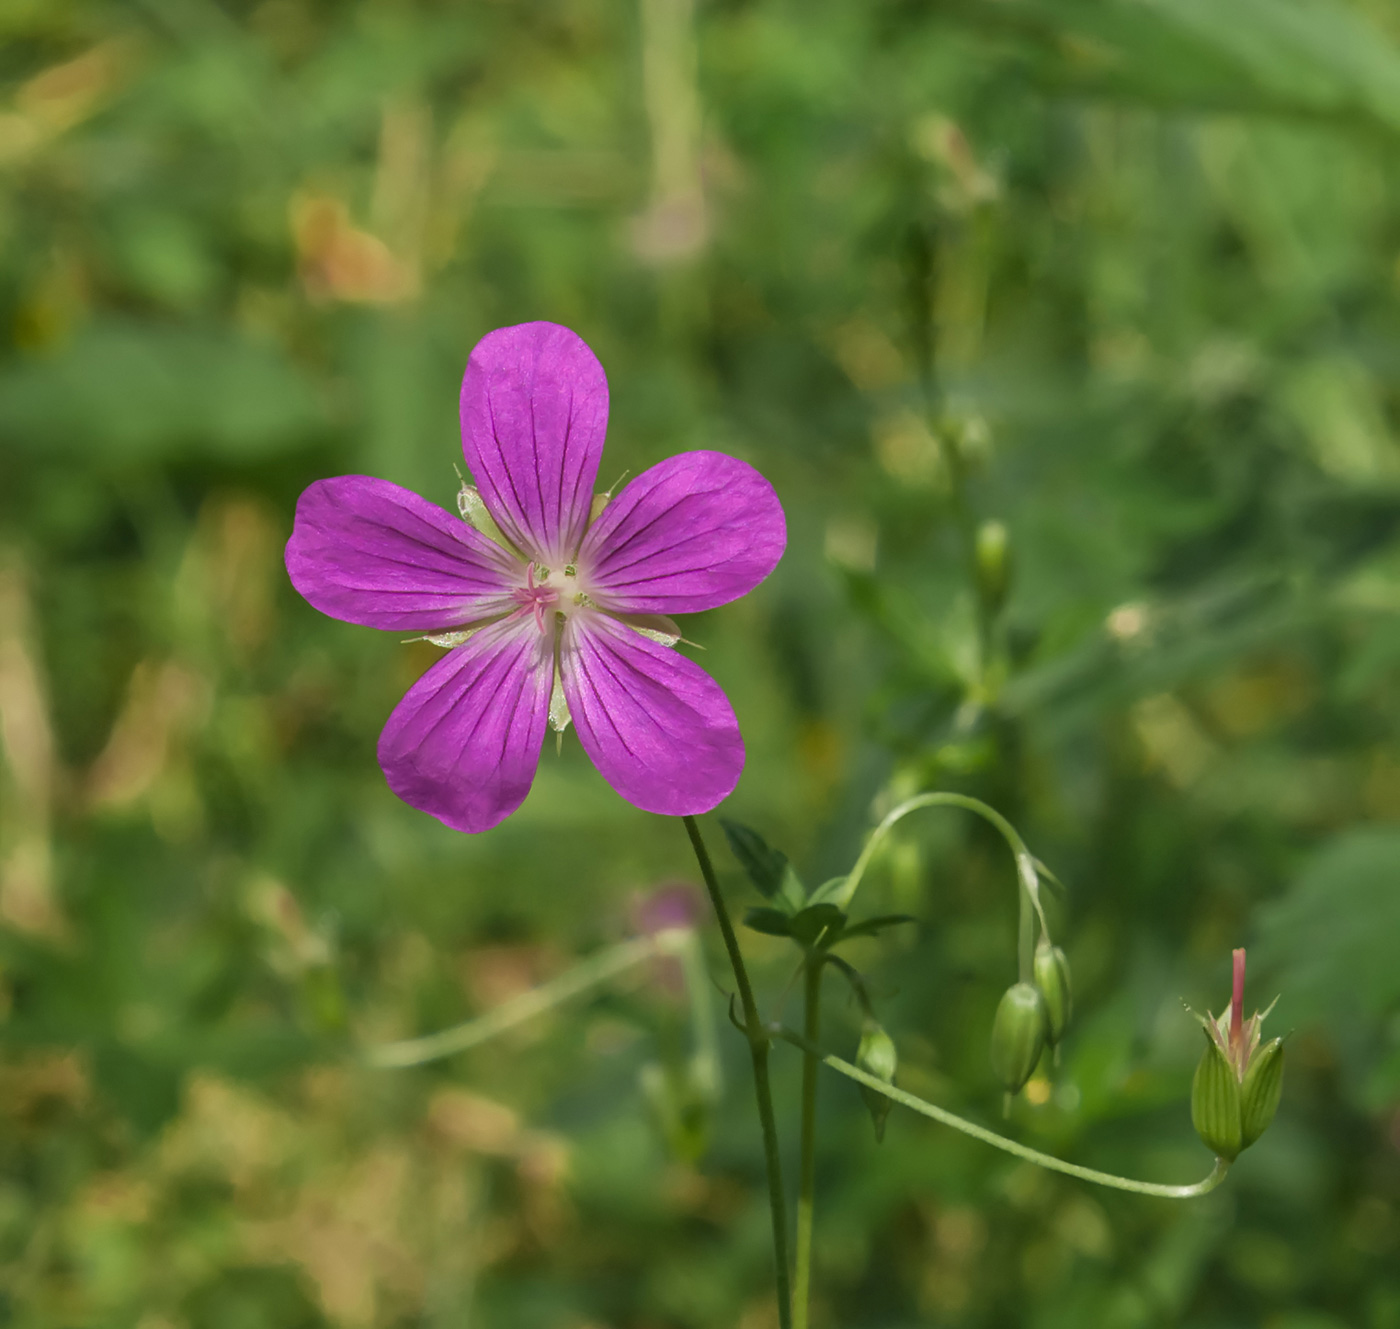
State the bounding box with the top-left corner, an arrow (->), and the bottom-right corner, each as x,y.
838,914 -> 919,943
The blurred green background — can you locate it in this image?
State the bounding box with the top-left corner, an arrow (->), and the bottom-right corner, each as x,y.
2,0 -> 1400,1324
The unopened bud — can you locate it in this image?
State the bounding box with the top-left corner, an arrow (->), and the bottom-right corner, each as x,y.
856,1020 -> 898,1143
1189,948 -> 1284,1159
1033,939 -> 1072,1045
974,519 -> 1011,614
990,982 -> 1047,1094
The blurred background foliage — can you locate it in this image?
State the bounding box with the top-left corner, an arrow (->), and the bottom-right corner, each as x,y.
1,0 -> 1400,1324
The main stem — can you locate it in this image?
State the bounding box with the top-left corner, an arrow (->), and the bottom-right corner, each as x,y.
683,815 -> 793,1329
793,957 -> 821,1329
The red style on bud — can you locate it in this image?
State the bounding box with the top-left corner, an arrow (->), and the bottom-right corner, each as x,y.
1189,948 -> 1284,1161
1229,947 -> 1245,1072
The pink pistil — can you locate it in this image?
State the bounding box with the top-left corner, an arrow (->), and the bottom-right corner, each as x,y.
1230,947 -> 1246,1064
511,564 -> 559,634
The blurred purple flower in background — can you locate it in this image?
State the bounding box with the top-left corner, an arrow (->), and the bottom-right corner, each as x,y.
285,322 -> 786,832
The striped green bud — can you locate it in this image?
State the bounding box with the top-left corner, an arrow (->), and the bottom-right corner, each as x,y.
990,982 -> 1047,1094
1189,948 -> 1284,1159
856,1020 -> 898,1143
1033,939 -> 1072,1045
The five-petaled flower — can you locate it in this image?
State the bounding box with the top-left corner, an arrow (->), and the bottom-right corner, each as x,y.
285,321 -> 787,832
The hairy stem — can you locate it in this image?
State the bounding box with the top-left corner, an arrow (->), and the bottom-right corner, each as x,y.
683,815 -> 792,1329
793,956 -> 822,1329
774,1026 -> 1230,1199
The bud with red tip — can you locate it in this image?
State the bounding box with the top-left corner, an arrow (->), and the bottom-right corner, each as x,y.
1190,949 -> 1283,1161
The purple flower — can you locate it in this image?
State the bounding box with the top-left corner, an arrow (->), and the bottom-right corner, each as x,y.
285,321 -> 786,833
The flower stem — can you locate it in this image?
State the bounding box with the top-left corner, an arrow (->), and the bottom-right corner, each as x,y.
773,1025 -> 1230,1199
363,934 -> 662,1068
834,793 -> 1049,956
793,956 -> 822,1329
683,814 -> 793,1329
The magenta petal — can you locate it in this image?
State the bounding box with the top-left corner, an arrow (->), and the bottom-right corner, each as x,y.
286,476 -> 521,631
460,322 -> 609,567
377,614 -> 552,833
579,451 -> 786,614
560,613 -> 744,815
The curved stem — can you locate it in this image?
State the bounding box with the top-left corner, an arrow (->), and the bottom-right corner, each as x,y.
793,957 -> 822,1329
683,815 -> 793,1329
834,793 -> 1050,955
773,1025 -> 1229,1200
364,935 -> 662,1069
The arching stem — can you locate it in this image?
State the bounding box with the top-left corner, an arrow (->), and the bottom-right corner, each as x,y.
773,1025 -> 1230,1199
834,792 -> 1051,982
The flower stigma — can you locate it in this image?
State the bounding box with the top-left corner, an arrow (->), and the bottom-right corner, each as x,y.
512,562 -> 592,634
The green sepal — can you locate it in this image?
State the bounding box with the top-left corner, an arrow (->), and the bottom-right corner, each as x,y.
720,820 -> 806,912
788,904 -> 848,949
1190,1030 -> 1242,1161
457,483 -> 514,551
1240,1037 -> 1284,1149
856,1020 -> 898,1143
989,982 -> 1047,1094
742,907 -> 794,938
1033,939 -> 1072,1045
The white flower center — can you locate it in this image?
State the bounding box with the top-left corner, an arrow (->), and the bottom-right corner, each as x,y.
512,561 -> 600,634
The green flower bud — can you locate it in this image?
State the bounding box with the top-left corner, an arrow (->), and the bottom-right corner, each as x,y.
1033,939 -> 1072,1045
1191,1031 -> 1243,1161
1189,948 -> 1284,1159
1240,1037 -> 1284,1150
974,519 -> 1011,615
990,982 -> 1047,1094
856,1019 -> 898,1143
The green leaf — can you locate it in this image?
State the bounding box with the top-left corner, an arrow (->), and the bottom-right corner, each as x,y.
0,319 -> 327,462
837,914 -> 919,943
788,904 -> 848,949
1255,827 -> 1400,1024
720,820 -> 806,911
743,907 -> 794,938
940,0 -> 1400,136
